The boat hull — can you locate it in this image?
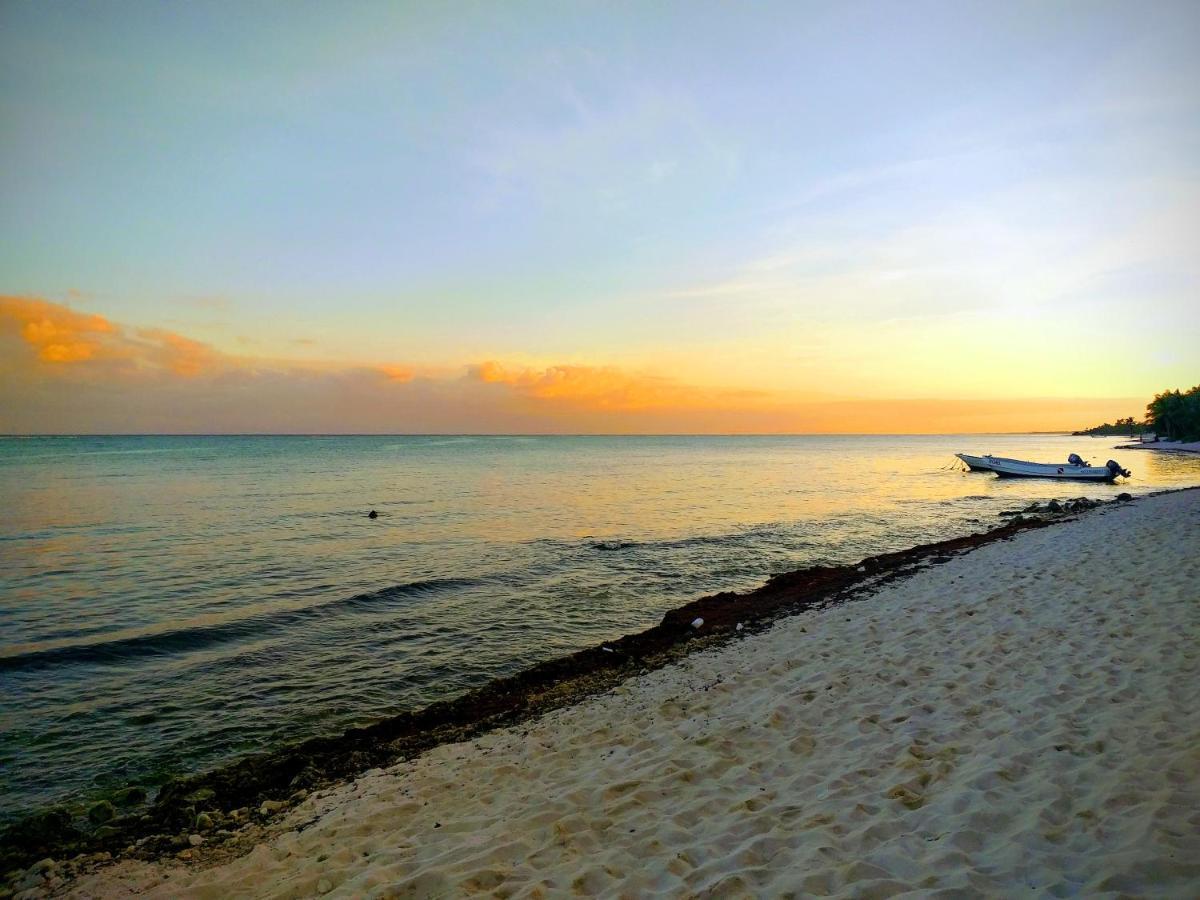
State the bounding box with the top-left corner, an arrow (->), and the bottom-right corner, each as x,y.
955,453 -> 996,472
989,460 -> 1119,481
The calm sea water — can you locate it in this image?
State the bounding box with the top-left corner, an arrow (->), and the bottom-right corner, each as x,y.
2,434 -> 1197,824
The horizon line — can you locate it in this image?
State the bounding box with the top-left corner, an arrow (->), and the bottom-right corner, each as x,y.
0,430 -> 1093,439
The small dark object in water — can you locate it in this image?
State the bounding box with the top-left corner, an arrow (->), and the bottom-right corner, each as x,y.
1116,493 -> 1132,502
367,510 -> 378,519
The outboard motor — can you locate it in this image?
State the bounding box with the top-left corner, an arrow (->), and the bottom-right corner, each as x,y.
1067,453 -> 1087,467
1106,459 -> 1131,478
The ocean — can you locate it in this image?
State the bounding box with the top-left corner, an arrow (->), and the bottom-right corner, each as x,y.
2,433 -> 1197,825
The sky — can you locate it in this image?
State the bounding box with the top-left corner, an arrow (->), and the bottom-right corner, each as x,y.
2,0 -> 1198,433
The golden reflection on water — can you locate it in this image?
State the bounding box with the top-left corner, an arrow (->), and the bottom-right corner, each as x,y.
2,434 -> 1198,823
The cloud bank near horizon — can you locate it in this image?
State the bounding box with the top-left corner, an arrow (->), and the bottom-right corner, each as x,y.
2,296 -> 1144,435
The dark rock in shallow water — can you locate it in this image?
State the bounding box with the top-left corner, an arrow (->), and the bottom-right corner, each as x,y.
86,801 -> 116,825
1046,499 -> 1063,513
367,510 -> 378,519
7,807 -> 78,855
289,765 -> 322,790
113,786 -> 146,807
185,787 -> 215,804
1117,492 -> 1132,501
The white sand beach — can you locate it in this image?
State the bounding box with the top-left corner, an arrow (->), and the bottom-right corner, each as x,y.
1118,440 -> 1200,455
59,490 -> 1200,898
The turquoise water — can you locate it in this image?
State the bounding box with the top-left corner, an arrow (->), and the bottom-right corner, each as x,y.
2,434 -> 1197,824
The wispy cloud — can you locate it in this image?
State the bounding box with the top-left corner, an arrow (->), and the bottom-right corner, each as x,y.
465,58 -> 734,213
179,294 -> 233,312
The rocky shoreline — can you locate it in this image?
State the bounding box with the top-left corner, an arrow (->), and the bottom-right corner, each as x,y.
1,488 -> 1180,895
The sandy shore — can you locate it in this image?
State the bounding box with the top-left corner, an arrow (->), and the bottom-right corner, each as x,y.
1115,440 -> 1200,454
48,490 -> 1200,897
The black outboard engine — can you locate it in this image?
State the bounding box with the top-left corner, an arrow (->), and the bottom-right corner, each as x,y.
1068,453 -> 1087,467
1106,459 -> 1131,478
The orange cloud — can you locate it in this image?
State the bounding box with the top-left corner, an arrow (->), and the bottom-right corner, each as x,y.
1,295 -> 425,393
376,365 -> 415,383
1,296 -> 256,380
468,360 -> 763,412
134,328 -> 222,377
1,296 -> 119,364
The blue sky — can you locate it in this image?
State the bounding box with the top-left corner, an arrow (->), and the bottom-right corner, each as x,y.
2,1 -> 1198,431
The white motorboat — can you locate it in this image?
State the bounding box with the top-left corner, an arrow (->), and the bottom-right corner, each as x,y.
954,452 -> 1039,472
955,452 -> 999,472
956,452 -> 1130,482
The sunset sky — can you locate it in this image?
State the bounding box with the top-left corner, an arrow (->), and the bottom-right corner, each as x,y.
2,1 -> 1198,433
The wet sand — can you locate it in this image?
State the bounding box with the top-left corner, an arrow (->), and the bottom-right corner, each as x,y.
36,489 -> 1200,896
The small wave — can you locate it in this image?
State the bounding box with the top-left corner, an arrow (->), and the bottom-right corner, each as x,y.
590,540 -> 639,551
656,527 -> 784,551
0,577 -> 482,674
585,526 -> 787,554
937,495 -> 1005,507
418,437 -> 479,446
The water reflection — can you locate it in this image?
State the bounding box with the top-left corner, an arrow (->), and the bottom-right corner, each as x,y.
1,434 -> 1197,823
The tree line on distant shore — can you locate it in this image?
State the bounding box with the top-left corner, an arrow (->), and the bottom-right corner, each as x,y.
1074,384 -> 1200,441
1072,417 -> 1143,437
1145,385 -> 1200,441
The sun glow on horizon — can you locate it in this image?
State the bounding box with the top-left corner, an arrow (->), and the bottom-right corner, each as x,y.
0,295 -> 1157,435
